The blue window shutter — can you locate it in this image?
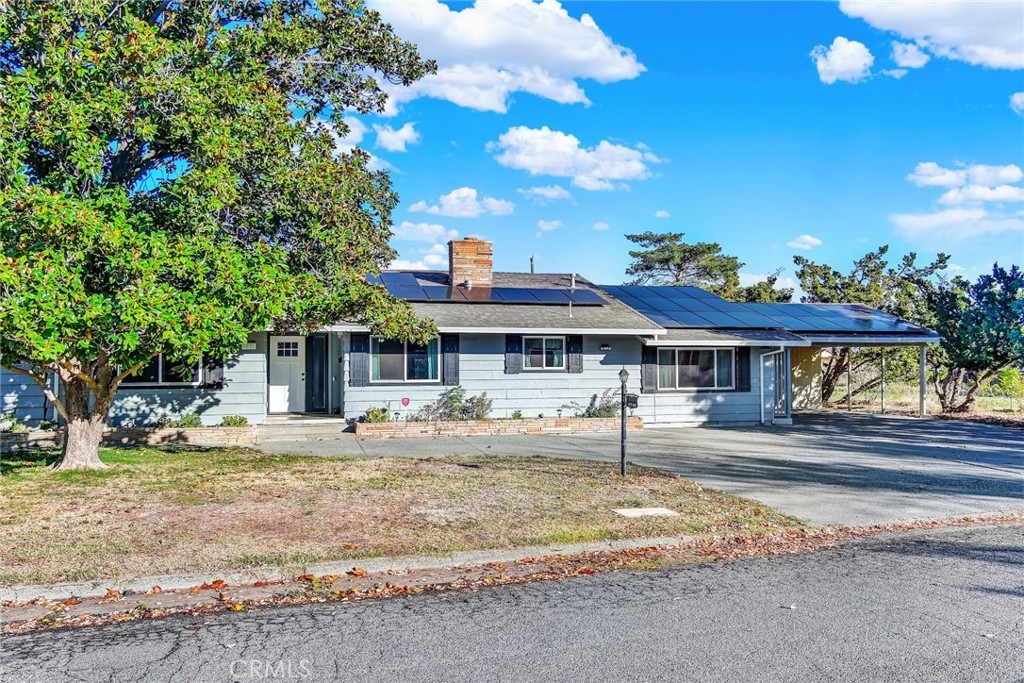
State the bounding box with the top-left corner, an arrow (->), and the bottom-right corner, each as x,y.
504,335 -> 522,374
203,357 -> 225,388
640,346 -> 658,394
349,333 -> 370,387
736,347 -> 751,392
441,334 -> 460,386
567,335 -> 583,374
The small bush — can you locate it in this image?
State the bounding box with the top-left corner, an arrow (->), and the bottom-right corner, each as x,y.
37,418 -> 58,431
510,409 -> 523,420
0,413 -> 27,433
220,415 -> 249,427
174,413 -> 203,428
414,386 -> 492,421
563,388 -> 620,418
364,406 -> 390,423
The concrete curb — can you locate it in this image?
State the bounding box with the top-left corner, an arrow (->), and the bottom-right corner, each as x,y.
0,535 -> 694,603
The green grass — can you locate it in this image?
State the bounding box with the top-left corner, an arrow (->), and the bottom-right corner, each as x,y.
1,446 -> 805,585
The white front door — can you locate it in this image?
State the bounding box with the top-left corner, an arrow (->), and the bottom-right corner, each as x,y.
269,336 -> 305,413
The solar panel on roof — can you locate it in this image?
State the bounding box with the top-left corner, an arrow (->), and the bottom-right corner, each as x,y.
667,311 -> 715,327
567,289 -> 606,305
380,272 -> 420,287
422,286 -> 452,300
492,288 -> 539,303
387,285 -> 428,301
366,273 -> 384,285
531,289 -> 572,304
696,311 -> 747,327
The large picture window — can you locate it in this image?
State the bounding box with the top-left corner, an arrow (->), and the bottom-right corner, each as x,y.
371,337 -> 439,382
523,336 -> 565,370
657,348 -> 734,390
121,355 -> 202,386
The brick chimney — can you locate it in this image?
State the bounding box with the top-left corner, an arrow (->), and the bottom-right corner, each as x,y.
448,238 -> 493,288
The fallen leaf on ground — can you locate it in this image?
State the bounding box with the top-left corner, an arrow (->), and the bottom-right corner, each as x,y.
347,567 -> 367,578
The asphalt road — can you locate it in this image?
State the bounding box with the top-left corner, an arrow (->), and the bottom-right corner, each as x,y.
4,523 -> 1023,683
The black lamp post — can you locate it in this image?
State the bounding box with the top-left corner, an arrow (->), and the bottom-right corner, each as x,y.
619,367 -> 629,476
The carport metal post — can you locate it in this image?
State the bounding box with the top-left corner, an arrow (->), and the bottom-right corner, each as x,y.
919,345 -> 927,417
846,347 -> 852,411
880,348 -> 886,414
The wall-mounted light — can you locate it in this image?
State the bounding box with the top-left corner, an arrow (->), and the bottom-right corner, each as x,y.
600,344 -> 611,351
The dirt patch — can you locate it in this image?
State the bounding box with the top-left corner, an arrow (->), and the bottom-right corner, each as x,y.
0,448 -> 801,585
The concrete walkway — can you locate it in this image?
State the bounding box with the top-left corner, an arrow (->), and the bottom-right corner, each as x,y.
255,412 -> 1024,527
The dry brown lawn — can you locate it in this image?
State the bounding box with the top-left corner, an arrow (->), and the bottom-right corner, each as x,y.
0,447 -> 803,585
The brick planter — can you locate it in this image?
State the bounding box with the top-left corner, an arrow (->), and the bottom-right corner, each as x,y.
355,416 -> 643,440
1,427 -> 255,452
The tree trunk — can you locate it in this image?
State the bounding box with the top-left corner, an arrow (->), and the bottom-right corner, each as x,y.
52,378 -> 110,471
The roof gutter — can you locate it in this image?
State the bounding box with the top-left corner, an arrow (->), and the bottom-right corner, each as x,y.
323,325 -> 668,336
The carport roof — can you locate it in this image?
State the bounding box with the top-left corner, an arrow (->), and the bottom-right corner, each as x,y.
642,328 -> 811,347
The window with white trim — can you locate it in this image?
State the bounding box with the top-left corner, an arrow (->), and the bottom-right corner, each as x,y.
276,341 -> 299,357
657,348 -> 734,390
523,336 -> 565,370
371,337 -> 439,382
121,354 -> 203,386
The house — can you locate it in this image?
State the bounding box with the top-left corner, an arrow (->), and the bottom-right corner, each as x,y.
0,238 -> 939,429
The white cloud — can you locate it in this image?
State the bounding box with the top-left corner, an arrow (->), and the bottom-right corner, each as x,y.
906,162 -> 1024,188
373,122 -> 420,152
389,259 -> 431,271
369,0 -> 644,114
891,41 -> 930,68
518,185 -> 573,203
893,160 -> 1024,241
592,221 -> 610,231
537,219 -> 562,231
906,161 -> 966,187
891,207 -> 1024,239
882,68 -> 908,79
419,243 -> 448,268
810,36 -> 874,84
938,185 -> 1024,205
392,221 -> 459,243
409,187 -> 515,218
839,0 -> 1024,70
654,210 -> 670,218
1012,92 -> 1024,115
316,116 -> 392,171
489,126 -> 660,191
787,234 -> 823,250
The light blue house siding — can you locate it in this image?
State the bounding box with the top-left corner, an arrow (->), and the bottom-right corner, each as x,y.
1,366 -> 53,428
341,332 -> 781,427
109,332 -> 268,427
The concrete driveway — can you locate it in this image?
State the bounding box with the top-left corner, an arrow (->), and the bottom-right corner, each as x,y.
256,412 -> 1023,527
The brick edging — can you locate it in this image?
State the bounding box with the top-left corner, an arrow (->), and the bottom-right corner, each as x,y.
355,416 -> 643,439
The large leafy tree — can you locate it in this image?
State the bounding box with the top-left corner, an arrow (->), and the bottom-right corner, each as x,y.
0,1 -> 436,469
926,265 -> 1024,413
794,246 -> 948,403
624,231 -> 743,298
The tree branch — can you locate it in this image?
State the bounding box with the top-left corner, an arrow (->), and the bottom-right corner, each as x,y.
6,365 -> 68,421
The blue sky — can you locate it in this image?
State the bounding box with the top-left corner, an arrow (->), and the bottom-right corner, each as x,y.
345,0 -> 1024,291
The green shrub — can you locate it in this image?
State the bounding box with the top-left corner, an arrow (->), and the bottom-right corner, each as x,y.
510,409 -> 523,420
563,388 -> 619,418
220,415 -> 249,427
414,386 -> 492,421
0,413 -> 27,433
364,406 -> 390,423
174,413 -> 203,428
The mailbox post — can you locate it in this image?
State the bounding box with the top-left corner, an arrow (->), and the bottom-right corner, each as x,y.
619,368 -> 630,476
